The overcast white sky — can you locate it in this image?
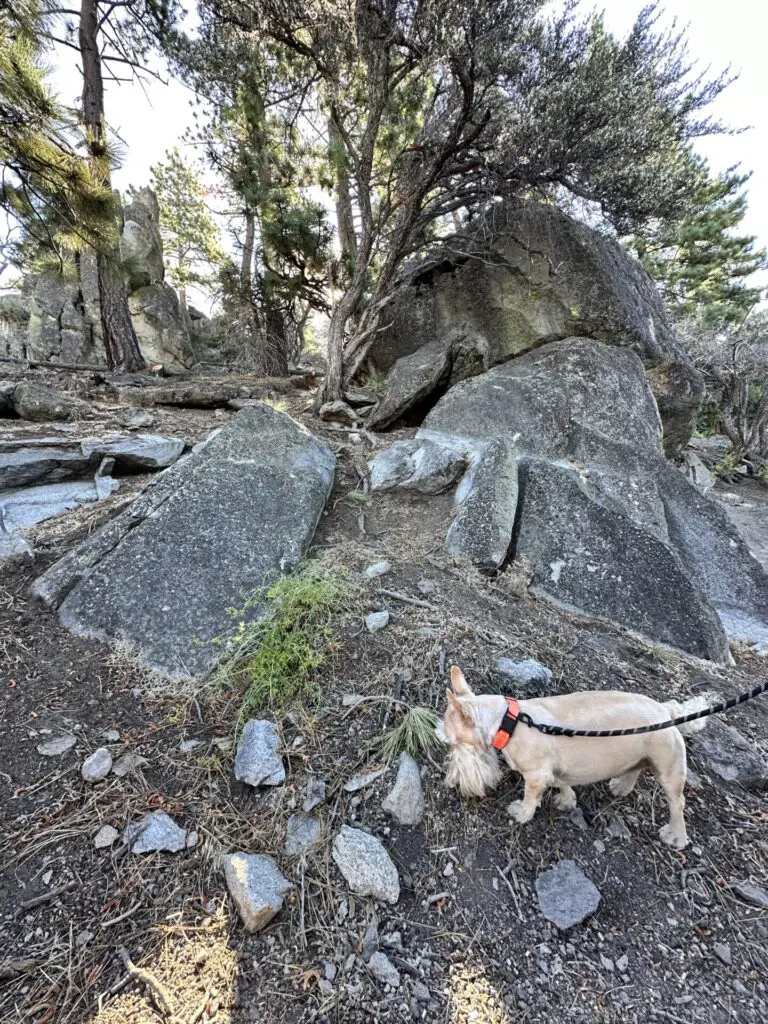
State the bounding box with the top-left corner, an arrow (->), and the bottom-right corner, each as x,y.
47,0 -> 768,292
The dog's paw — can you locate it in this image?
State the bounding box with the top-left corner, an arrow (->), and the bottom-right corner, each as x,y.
554,789 -> 577,812
659,824 -> 689,850
608,777 -> 634,798
507,800 -> 534,824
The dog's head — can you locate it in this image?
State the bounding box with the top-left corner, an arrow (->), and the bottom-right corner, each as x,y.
436,666 -> 503,799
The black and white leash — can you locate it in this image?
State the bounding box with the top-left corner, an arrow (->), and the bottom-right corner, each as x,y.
513,678 -> 768,738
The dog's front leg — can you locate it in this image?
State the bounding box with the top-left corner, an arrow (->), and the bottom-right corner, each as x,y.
507,773 -> 550,824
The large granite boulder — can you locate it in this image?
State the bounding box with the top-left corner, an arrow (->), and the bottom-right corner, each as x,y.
23,273 -> 101,365
121,187 -> 165,291
32,403 -> 336,676
368,199 -> 701,453
369,338 -> 768,660
129,283 -> 195,371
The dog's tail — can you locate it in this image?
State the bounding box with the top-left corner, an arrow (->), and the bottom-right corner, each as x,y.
664,693 -> 720,736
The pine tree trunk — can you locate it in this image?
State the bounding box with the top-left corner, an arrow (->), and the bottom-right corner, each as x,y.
241,211 -> 255,294
329,113 -> 357,272
79,0 -> 145,373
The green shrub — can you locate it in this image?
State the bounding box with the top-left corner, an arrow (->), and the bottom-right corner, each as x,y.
712,449 -> 741,480
372,706 -> 442,763
211,562 -> 357,725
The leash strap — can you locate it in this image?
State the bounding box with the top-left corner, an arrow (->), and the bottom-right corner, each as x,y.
492,697 -> 520,750
513,678 -> 768,739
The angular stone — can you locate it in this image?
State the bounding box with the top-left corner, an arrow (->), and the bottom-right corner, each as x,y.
344,768 -> 384,792
494,657 -> 553,696
13,383 -> 76,422
678,451 -> 715,496
81,747 -> 113,783
32,405 -> 335,676
235,720 -> 285,788
332,826 -> 400,904
382,753 -> 425,825
120,408 -> 157,429
112,753 -> 149,777
0,531 -> 33,568
284,812 -> 322,856
121,187 -> 165,290
364,561 -> 392,579
369,436 -> 466,495
368,951 -> 401,988
367,338 -> 452,431
222,852 -> 291,933
689,718 -> 768,790
535,860 -> 601,930
417,579 -> 436,596
515,459 -> 729,663
129,283 -> 195,372
366,610 -> 390,633
80,434 -> 185,471
302,777 -> 326,812
1,477 -> 119,532
732,880 -> 768,910
444,438 -> 518,570
124,810 -> 197,854
319,400 -> 358,424
94,824 -> 119,849
37,734 -> 76,756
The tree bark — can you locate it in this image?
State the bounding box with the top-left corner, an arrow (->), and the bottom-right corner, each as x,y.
79,0 -> 145,373
240,211 -> 255,294
329,112 -> 357,273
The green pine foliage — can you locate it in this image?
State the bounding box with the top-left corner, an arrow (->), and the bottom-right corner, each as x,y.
626,160 -> 766,325
149,148 -> 225,309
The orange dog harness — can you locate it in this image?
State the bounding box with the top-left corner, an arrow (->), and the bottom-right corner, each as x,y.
492,696 -> 520,751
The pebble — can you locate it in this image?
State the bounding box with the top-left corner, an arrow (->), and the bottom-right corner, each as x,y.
382,752 -> 425,825
94,825 -> 119,849
81,747 -> 113,783
302,778 -> 326,812
362,918 -> 379,961
368,951 -> 401,988
123,810 -> 198,854
412,981 -> 431,1003
417,580 -> 437,596
569,807 -> 588,830
713,942 -> 732,966
234,720 -> 285,787
593,839 -> 605,854
222,853 -> 291,933
535,860 -> 601,930
180,739 -> 203,753
605,815 -> 631,841
102,730 -> 120,742
616,954 -> 629,973
37,734 -> 76,757
284,812 -> 322,856
366,610 -> 390,633
364,561 -> 392,579
332,826 -> 400,904
324,963 -> 337,983
319,979 -> 333,997
75,929 -> 94,947
733,880 -> 768,910
112,753 -> 149,777
344,768 -> 384,792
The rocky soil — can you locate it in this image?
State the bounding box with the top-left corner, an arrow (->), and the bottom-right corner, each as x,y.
1,366 -> 767,1024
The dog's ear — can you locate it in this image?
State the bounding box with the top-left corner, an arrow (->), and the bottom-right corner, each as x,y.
450,665 -> 473,696
446,689 -> 475,723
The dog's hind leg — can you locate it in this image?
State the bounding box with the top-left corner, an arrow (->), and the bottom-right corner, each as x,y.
608,768 -> 642,798
553,785 -> 577,811
651,734 -> 689,850
508,773 -> 551,824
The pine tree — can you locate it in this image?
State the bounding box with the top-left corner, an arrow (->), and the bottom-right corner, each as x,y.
626,162 -> 766,325
149,149 -> 224,314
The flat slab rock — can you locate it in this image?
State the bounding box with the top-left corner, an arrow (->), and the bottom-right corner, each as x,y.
535,860 -> 601,930
381,752 -> 424,825
234,720 -> 285,787
284,812 -> 322,856
332,826 -> 400,904
689,718 -> 768,790
1,477 -> 120,532
222,853 -> 291,933
31,404 -> 336,676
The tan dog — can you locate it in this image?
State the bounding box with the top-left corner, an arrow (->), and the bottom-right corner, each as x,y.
437,666 -> 712,849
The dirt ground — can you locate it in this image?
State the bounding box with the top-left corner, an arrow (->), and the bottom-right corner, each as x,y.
1,367 -> 767,1024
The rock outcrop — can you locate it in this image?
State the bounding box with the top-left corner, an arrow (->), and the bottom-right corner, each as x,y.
368,338 -> 768,661
32,403 -> 336,676
368,199 -> 701,454
3,188 -> 195,371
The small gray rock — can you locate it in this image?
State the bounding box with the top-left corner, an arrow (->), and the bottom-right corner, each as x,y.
81,747 -> 112,783
37,734 -> 76,757
535,860 -> 601,930
94,824 -> 119,849
361,918 -> 379,961
124,810 -> 197,854
285,812 -> 321,856
318,978 -> 333,997
0,531 -> 34,568
222,852 -> 291,933
605,815 -> 631,841
324,963 -> 337,982
417,580 -> 436,596
319,399 -> 358,424
179,739 -> 203,754
713,942 -> 732,966
568,807 -> 588,831
690,718 -> 768,790
732,880 -> 768,910
102,729 -> 120,742
494,657 -> 553,694
111,753 -> 149,777
13,382 -> 76,422
616,955 -> 629,974
344,768 -> 384,792
412,981 -> 431,1003
368,951 -> 401,988
302,777 -> 326,812
366,610 -> 390,633
364,561 -> 392,579
382,753 -> 424,825
120,408 -> 156,429
332,826 -> 400,904
234,720 -> 285,787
